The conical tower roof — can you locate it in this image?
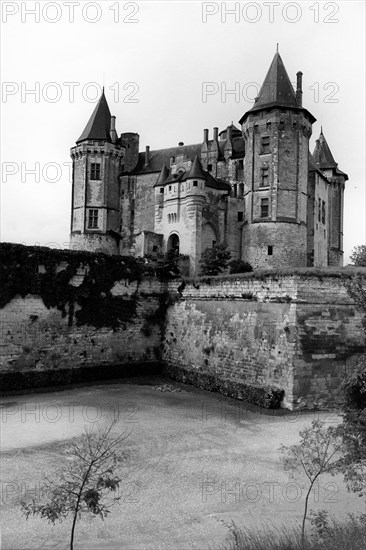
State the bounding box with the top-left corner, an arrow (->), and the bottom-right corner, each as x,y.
153,163 -> 169,186
239,50 -> 316,124
76,89 -> 112,143
186,155 -> 205,179
253,51 -> 298,110
312,128 -> 338,169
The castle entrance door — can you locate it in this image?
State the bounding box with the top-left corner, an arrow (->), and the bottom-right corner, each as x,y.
167,233 -> 180,255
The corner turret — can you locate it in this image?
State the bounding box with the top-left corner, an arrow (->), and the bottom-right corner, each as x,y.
70,90 -> 124,254
239,49 -> 316,268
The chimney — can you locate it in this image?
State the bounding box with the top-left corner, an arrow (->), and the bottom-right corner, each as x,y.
227,125 -> 232,140
145,145 -> 150,166
296,71 -> 303,106
203,128 -> 209,142
110,116 -> 117,143
213,127 -> 218,141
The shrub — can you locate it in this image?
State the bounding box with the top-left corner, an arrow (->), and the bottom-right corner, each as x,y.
199,242 -> 231,276
350,245 -> 366,267
229,259 -> 253,274
144,251 -> 189,279
218,514 -> 366,550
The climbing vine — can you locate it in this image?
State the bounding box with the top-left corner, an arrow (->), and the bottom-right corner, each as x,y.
0,243 -> 154,329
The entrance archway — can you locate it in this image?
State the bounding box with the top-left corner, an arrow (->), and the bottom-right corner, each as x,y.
167,233 -> 180,255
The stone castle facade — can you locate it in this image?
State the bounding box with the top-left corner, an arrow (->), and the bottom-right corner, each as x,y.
70,51 -> 348,274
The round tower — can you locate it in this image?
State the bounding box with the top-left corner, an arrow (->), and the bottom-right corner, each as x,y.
70,90 -> 124,255
239,51 -> 316,268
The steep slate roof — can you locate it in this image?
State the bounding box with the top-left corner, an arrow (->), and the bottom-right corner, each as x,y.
311,132 -> 348,180
151,158 -> 230,192
130,143 -> 202,175
153,163 -> 169,187
252,51 -> 298,110
219,123 -> 242,139
239,51 -> 316,124
312,129 -> 337,169
76,89 -> 112,144
187,155 -> 206,179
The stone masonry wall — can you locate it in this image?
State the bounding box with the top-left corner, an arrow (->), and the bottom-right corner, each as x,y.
1,244 -> 365,410
164,273 -> 366,410
0,244 -> 165,391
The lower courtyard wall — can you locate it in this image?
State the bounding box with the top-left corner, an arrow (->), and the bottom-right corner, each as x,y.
164,274 -> 366,410
1,244 -> 365,409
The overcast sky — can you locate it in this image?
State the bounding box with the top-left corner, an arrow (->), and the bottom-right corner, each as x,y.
1,1 -> 365,263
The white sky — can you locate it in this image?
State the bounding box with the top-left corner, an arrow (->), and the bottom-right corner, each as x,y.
1,1 -> 365,263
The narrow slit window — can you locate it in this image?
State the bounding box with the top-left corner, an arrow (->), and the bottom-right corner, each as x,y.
261,136 -> 270,154
260,198 -> 269,218
260,167 -> 269,187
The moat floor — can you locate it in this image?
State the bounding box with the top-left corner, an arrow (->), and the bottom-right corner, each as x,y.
0,376 -> 363,549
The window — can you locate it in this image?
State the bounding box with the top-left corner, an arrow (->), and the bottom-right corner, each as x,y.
160,187 -> 164,193
88,209 -> 98,229
260,167 -> 269,187
169,185 -> 172,192
318,198 -> 321,222
321,200 -> 326,225
237,159 -> 244,179
207,164 -> 212,172
260,198 -> 269,218
238,212 -> 243,222
268,245 -> 273,256
90,163 -> 101,180
193,181 -> 198,187
261,136 -> 270,154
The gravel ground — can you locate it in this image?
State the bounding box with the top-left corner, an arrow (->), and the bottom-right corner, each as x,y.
0,376 -> 364,549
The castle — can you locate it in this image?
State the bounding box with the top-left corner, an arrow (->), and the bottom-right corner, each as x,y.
70,50 -> 348,274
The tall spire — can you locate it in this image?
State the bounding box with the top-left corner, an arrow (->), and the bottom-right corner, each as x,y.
239,50 -> 316,124
313,129 -> 337,169
76,89 -> 112,144
252,51 -> 298,110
